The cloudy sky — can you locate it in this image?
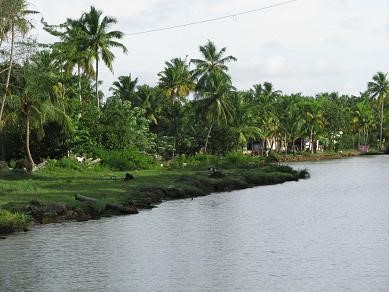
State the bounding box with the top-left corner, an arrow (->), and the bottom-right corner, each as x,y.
29,0 -> 389,96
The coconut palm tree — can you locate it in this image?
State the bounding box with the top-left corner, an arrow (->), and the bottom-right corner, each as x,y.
79,6 -> 127,108
0,0 -> 38,129
44,18 -> 95,102
367,72 -> 389,150
228,92 -> 262,151
158,58 -> 194,104
110,74 -> 138,102
13,53 -> 72,167
190,40 -> 237,90
158,58 -> 194,157
194,71 -> 233,152
133,85 -> 163,125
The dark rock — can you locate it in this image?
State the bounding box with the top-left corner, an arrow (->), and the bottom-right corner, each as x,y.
209,170 -> 225,178
133,197 -> 157,209
0,236 -> 6,240
0,161 -> 8,171
27,201 -> 68,223
165,186 -> 187,199
15,159 -> 33,173
124,173 -> 134,181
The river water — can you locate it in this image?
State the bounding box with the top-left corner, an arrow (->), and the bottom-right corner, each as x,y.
1,156 -> 389,291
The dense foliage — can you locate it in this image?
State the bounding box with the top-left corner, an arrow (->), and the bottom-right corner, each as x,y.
0,1 -> 388,168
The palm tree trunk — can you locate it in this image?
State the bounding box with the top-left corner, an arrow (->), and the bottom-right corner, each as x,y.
204,122 -> 214,153
261,139 -> 265,156
379,97 -> 384,150
310,127 -> 314,154
0,22 -> 15,125
25,113 -> 34,167
95,57 -> 99,108
78,64 -> 82,102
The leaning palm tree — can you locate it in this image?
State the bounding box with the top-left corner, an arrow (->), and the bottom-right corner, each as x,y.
79,6 -> 127,108
367,72 -> 389,150
194,71 -> 233,153
14,53 -> 72,167
190,40 -> 237,90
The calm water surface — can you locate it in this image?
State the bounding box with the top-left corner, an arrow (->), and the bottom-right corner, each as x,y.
1,156 -> 389,291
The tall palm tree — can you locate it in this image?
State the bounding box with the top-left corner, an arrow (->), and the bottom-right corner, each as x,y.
190,40 -> 237,90
0,0 -> 38,129
194,71 -> 233,152
110,74 -> 138,102
80,6 -> 127,108
367,72 -> 389,150
158,58 -> 194,157
44,18 -> 95,102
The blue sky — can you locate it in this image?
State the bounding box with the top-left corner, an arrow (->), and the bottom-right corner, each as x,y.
30,0 -> 389,96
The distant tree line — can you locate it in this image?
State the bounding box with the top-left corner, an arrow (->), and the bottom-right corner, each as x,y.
0,1 -> 388,166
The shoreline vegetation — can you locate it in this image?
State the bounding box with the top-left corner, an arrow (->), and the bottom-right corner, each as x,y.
0,150 -> 373,236
1,3 -> 388,237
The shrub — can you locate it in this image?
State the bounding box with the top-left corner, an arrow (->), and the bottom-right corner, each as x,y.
171,152 -> 266,169
99,149 -> 158,171
0,209 -> 31,234
46,158 -> 83,171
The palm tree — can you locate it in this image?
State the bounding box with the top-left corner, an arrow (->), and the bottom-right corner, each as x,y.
304,98 -> 325,154
194,71 -> 233,152
228,92 -> 262,151
190,40 -> 237,90
250,82 -> 281,153
110,74 -> 138,102
367,72 -> 389,150
79,6 -> 127,108
133,85 -> 162,125
0,0 -> 38,129
158,58 -> 194,104
158,58 -> 194,157
15,53 -> 72,167
44,18 -> 95,102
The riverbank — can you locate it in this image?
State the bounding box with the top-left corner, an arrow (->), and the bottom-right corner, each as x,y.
0,162 -> 309,235
275,150 -> 361,162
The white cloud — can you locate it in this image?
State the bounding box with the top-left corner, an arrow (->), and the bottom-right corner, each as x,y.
27,0 -> 389,96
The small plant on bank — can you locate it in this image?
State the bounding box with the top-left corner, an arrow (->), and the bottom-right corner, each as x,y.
0,209 -> 31,234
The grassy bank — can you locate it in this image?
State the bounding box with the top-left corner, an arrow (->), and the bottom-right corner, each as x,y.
0,160 -> 308,234
0,210 -> 31,235
274,150 -> 360,162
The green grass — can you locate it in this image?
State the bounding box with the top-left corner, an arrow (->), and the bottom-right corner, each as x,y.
0,162 -> 304,209
0,160 -> 308,235
0,209 -> 31,234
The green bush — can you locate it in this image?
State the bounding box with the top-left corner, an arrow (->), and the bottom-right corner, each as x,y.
0,209 -> 31,234
171,152 -> 266,169
46,158 -> 83,171
99,149 -> 158,171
